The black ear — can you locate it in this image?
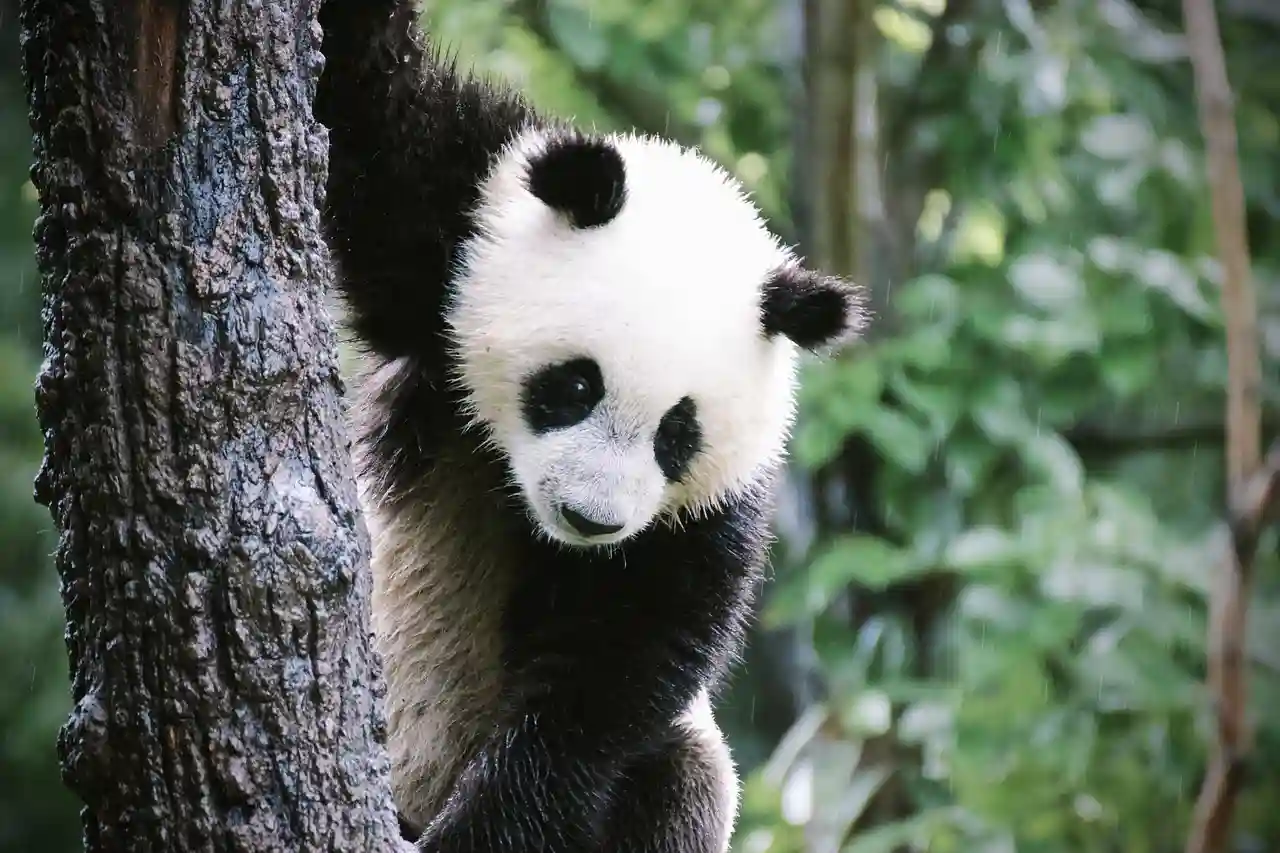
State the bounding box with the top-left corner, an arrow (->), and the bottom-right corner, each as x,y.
761,266 -> 868,350
525,134 -> 628,229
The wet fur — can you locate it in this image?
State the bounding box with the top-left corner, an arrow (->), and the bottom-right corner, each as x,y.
350,353 -> 769,853
316,1 -> 862,851
355,358 -> 515,824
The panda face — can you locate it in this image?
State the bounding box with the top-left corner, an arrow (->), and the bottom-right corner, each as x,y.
446,129 -> 866,547
502,355 -> 704,545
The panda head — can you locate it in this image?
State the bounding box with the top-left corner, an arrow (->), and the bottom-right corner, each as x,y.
447,131 -> 867,548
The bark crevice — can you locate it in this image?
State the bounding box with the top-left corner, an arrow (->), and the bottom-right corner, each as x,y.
22,1 -> 407,850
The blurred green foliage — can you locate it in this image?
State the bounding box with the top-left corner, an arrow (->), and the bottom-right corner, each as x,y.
2,1 -> 1277,852
0,20 -> 82,852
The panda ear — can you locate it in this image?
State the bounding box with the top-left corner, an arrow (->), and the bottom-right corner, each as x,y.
761,265 -> 868,351
525,134 -> 628,229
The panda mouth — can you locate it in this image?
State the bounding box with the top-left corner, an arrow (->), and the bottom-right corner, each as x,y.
558,505 -> 626,538
543,504 -> 631,548
544,523 -> 628,549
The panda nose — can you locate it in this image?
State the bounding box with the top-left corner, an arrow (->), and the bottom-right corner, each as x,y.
560,505 -> 625,537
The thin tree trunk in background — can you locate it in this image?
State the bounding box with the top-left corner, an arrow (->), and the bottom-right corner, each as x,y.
21,1 -> 407,851
794,2 -> 984,848
797,3 -> 902,851
805,0 -> 863,291
1184,0 -> 1260,497
718,0 -> 824,770
1180,0 -> 1272,850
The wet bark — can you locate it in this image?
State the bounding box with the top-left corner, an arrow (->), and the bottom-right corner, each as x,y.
21,1 -> 407,851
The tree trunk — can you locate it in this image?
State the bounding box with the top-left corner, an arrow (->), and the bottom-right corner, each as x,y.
793,1 -> 981,847
797,3 -> 905,849
21,2 -> 407,851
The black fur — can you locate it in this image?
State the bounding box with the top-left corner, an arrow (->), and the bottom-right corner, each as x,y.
761,266 -> 866,350
360,364 -> 768,853
655,397 -> 702,482
400,813 -> 423,843
520,357 -> 606,434
600,732 -> 730,852
317,2 -> 772,851
316,0 -> 532,367
409,472 -> 769,853
526,134 -> 629,228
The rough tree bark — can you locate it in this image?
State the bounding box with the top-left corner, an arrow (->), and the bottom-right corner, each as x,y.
22,1 -> 407,851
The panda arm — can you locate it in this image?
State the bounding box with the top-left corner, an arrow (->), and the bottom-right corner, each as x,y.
416,714 -> 618,853
416,499 -> 767,853
601,710 -> 739,853
419,657 -> 734,853
315,0 -> 532,361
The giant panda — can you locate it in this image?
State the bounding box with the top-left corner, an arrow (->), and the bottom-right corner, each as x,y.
314,1 -> 867,851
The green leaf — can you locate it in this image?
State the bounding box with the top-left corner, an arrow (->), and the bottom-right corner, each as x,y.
953,203 -> 1006,265
1080,113 -> 1154,160
815,356 -> 883,427
825,535 -> 929,591
889,370 -> 965,437
544,3 -> 612,71
943,526 -> 1023,573
894,274 -> 963,327
834,354 -> 884,403
858,406 -> 933,473
999,309 -> 1101,366
793,356 -> 885,469
886,329 -> 954,371
1008,252 -> 1084,310
943,433 -> 1003,494
969,378 -> 1031,443
789,417 -> 845,470
1018,431 -> 1084,497
764,536 -> 924,626
1099,343 -> 1158,396
844,807 -> 969,853
837,689 -> 893,737
1134,248 -> 1214,320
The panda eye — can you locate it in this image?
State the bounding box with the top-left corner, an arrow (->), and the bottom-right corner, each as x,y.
564,376 -> 593,403
520,357 -> 605,433
654,396 -> 702,482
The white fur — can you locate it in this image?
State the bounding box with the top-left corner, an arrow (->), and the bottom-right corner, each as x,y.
355,358 -> 513,829
679,689 -> 741,853
447,129 -> 802,546
357,362 -> 743,834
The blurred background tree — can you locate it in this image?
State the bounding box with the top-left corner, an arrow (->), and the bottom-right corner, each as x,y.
3,0 -> 1276,852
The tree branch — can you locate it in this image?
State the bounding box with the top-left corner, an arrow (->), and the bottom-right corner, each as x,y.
1227,441 -> 1280,567
1181,0 -> 1265,847
1187,441 -> 1280,853
1065,415 -> 1280,459
1185,13 -> 1262,495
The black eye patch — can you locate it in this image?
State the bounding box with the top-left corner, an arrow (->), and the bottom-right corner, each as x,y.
654,396 -> 702,482
520,357 -> 605,433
